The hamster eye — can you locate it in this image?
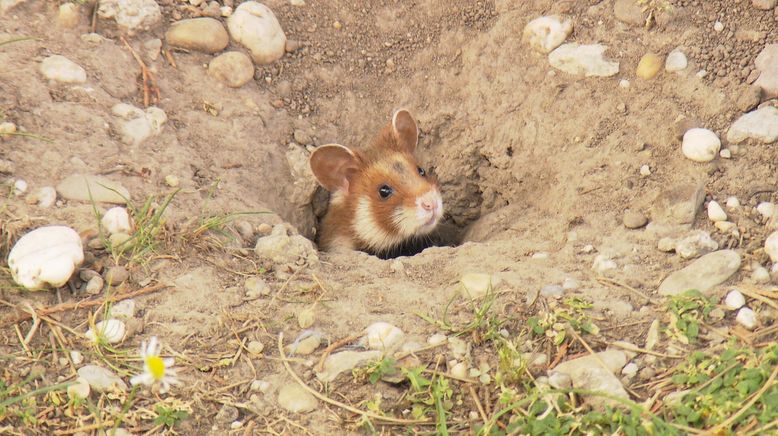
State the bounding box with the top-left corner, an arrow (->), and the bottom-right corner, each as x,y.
378,185 -> 393,199
417,166 -> 426,177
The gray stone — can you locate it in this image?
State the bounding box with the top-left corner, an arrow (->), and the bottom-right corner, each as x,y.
548,43 -> 620,77
613,0 -> 644,26
77,365 -> 128,392
726,107 -> 778,144
97,0 -> 162,35
674,230 -> 719,259
316,350 -> 382,382
551,350 -> 629,407
650,182 -> 705,225
103,266 -> 129,286
214,404 -> 239,424
165,18 -> 229,53
57,174 -> 130,204
254,224 -> 319,266
285,145 -> 318,207
658,250 -> 742,296
40,55 -> 87,84
540,284 -> 564,297
277,383 -> 317,413
736,85 -> 762,112
208,52 -> 255,88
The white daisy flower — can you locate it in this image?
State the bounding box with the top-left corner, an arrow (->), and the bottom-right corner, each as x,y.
130,336 -> 180,394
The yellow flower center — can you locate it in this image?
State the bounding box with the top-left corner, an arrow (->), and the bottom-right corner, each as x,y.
146,356 -> 165,380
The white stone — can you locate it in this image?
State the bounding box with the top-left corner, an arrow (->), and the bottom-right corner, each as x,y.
735,307 -> 757,330
724,290 -> 746,310
0,121 -> 16,138
665,50 -> 688,72
592,254 -> 617,273
364,322 -> 404,351
726,196 -> 740,209
57,174 -> 130,204
164,175 -> 180,187
316,350 -> 382,382
696,69 -> 708,78
31,186 -> 57,208
112,104 -> 167,146
101,207 -> 132,235
460,272 -> 494,298
752,265 -> 770,283
85,275 -> 104,294
97,0 -> 161,35
254,224 -> 318,265
765,231 -> 778,263
714,221 -> 737,234
67,377 -> 91,400
227,2 -> 286,65
12,179 -> 27,196
757,202 -> 776,219
548,43 -> 619,77
726,107 -> 778,144
85,319 -> 126,344
450,361 -> 468,379
714,21 -> 724,32
707,201 -> 727,222
77,365 -> 128,392
427,333 -> 447,346
621,362 -> 639,377
719,149 -> 731,159
111,299 -> 136,319
247,340 -> 264,355
682,128 -> 721,162
619,79 -> 630,88
640,164 -> 651,176
8,226 -> 84,290
40,55 -> 87,84
70,350 -> 84,365
523,15 -> 573,54
250,379 -> 270,392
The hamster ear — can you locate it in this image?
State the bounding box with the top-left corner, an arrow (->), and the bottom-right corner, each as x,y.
392,109 -> 419,153
309,144 -> 360,193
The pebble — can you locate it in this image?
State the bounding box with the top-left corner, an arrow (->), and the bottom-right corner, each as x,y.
754,44 -> 778,98
85,275 -> 104,295
288,333 -> 321,355
165,17 -> 229,53
752,0 -> 777,9
645,319 -> 660,350
460,272 -> 494,298
757,202 -> 776,219
726,107 -> 778,144
103,266 -> 129,286
111,299 -> 136,318
765,231 -> 778,262
540,284 -> 564,297
57,2 -> 80,28
726,196 -> 740,209
0,121 -> 16,139
736,85 -> 762,112
247,340 -> 264,355
29,186 -> 57,208
97,0 -> 161,35
592,254 -> 617,273
682,128 -> 720,162
227,2 -> 286,65
707,201 -> 727,222
640,164 -> 651,176
164,174 -> 179,187
101,207 -> 132,235
714,221 -> 737,234
365,322 -> 404,351
13,179 -> 27,195
77,365 -> 128,392
245,276 -> 270,298
552,350 -> 629,407
8,226 -> 84,290
109,232 -> 131,247
40,55 -> 87,84
316,350 -> 382,382
636,53 -> 662,79
619,79 -> 630,88
658,249 -> 741,296
548,43 -> 620,77
522,15 -> 573,54
450,361 -> 468,379
714,21 -> 724,32
254,224 -> 319,266
57,174 -> 130,204
112,103 -> 168,146
208,52 -> 255,88
67,377 -> 91,400
70,350 -> 84,365
675,230 -> 719,259
250,379 -> 270,392
85,319 -> 126,344
214,405 -> 239,424
562,277 -> 579,290
220,6 -> 232,16
665,50 -> 687,72
427,333 -> 447,346
724,290 -> 746,310
623,209 -> 648,229
719,149 -> 731,159
752,265 -> 771,283
736,307 -> 757,330
621,362 -> 639,377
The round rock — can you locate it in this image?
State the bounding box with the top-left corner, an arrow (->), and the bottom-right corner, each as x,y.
623,210 -> 648,229
227,1 -> 286,65
707,201 -> 727,222
165,18 -> 229,53
8,226 -> 84,290
665,50 -> 687,72
522,15 -> 573,54
636,53 -> 662,79
277,383 -> 317,413
40,55 -> 87,84
682,128 -> 720,162
208,52 -> 255,88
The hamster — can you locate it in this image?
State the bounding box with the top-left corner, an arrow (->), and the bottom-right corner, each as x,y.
309,109 -> 443,257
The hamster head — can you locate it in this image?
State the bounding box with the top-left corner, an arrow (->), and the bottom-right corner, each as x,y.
309,109 -> 443,253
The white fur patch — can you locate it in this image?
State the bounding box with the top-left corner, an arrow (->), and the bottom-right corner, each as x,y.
354,197 -> 404,251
